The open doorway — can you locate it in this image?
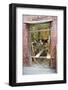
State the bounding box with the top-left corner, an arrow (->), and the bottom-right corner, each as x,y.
29,22 -> 51,66
23,15 -> 57,75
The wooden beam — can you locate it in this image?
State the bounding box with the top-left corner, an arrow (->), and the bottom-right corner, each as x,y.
24,19 -> 52,24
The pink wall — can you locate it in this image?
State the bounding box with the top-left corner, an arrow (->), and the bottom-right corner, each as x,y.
23,24 -> 30,66
51,18 -> 57,71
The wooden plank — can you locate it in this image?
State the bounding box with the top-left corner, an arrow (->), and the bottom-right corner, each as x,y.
24,19 -> 52,24
35,50 -> 44,58
31,56 -> 54,59
29,29 -> 50,32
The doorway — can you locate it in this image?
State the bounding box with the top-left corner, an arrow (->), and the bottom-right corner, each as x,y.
29,22 -> 51,66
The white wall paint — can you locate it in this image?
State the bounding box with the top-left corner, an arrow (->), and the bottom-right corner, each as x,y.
0,0 -> 68,90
